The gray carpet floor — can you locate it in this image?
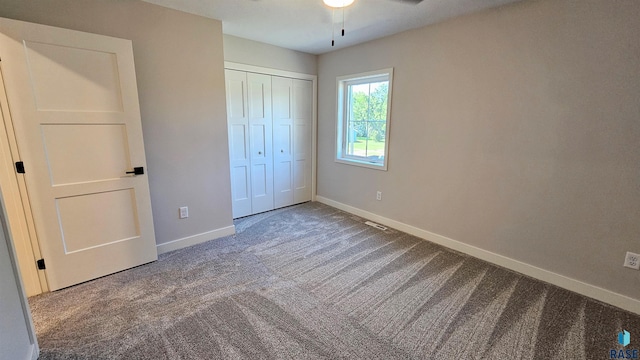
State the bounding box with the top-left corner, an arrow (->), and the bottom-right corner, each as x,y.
29,202 -> 640,359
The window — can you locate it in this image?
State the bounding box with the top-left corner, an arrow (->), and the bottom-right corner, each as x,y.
336,68 -> 393,170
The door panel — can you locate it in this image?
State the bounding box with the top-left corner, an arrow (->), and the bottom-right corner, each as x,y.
42,124 -> 130,185
226,76 -> 246,119
250,124 -> 266,160
272,76 -> 294,208
230,124 -> 248,160
293,79 -> 313,203
294,159 -> 306,189
274,160 -> 293,208
56,189 -> 139,253
251,164 -> 267,197
225,69 -> 252,218
272,80 -> 291,119
0,17 -> 157,290
248,78 -> 267,119
247,73 -> 273,214
25,41 -> 123,112
231,166 -> 250,202
274,124 -> 292,156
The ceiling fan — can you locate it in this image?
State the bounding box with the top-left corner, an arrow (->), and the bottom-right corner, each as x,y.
323,0 -> 423,47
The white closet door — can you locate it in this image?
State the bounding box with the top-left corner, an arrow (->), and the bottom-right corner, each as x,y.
247,73 -> 274,214
293,79 -> 313,204
272,76 -> 294,208
225,70 -> 252,218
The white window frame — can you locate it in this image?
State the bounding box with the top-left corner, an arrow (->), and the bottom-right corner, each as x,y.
335,68 -> 393,171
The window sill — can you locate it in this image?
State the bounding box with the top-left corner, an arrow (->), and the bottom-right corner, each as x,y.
335,157 -> 388,171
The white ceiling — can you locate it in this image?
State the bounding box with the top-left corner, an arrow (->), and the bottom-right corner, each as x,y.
142,0 -> 525,55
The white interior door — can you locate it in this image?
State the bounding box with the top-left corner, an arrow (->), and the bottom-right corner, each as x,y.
272,76 -> 294,208
0,17 -> 157,291
247,73 -> 274,214
293,79 -> 313,204
225,69 -> 252,218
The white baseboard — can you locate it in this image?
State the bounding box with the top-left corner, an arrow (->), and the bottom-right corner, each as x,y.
156,225 -> 236,255
315,196 -> 640,315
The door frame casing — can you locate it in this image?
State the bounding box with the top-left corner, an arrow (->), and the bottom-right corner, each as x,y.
0,191 -> 39,360
224,62 -> 318,203
0,64 -> 47,296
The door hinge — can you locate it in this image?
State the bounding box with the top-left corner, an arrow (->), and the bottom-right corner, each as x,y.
15,161 -> 25,174
36,259 -> 46,270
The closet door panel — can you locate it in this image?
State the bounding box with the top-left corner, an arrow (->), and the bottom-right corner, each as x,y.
272,76 -> 294,208
274,160 -> 292,208
225,70 -> 251,218
251,164 -> 268,197
230,124 -> 248,160
273,122 -> 293,208
247,73 -> 274,214
293,79 -> 312,203
274,123 -> 292,155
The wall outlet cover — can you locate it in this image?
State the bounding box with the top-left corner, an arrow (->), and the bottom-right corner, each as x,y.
623,251 -> 640,270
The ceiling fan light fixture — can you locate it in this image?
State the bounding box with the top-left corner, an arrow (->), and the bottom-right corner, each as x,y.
323,0 -> 355,8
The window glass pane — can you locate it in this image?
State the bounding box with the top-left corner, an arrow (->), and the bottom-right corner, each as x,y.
336,69 -> 392,170
344,79 -> 388,163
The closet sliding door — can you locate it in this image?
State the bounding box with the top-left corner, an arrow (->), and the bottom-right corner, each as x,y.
272,76 -> 294,209
226,69 -> 313,218
272,77 -> 313,208
225,70 -> 252,218
225,69 -> 275,218
247,73 -> 274,214
293,79 -> 313,204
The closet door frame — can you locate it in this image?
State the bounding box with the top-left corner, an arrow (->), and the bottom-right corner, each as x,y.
224,62 -> 317,204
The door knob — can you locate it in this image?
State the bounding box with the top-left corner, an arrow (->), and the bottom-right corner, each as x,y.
258,151 -> 262,155
126,167 -> 144,175
281,149 -> 284,153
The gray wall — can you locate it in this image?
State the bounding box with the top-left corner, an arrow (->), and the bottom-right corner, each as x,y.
0,192 -> 36,360
224,34 -> 317,75
0,0 -> 233,246
317,0 -> 640,300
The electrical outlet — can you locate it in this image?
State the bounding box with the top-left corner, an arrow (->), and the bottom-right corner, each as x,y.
376,191 -> 382,201
179,206 -> 189,219
623,251 -> 640,270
